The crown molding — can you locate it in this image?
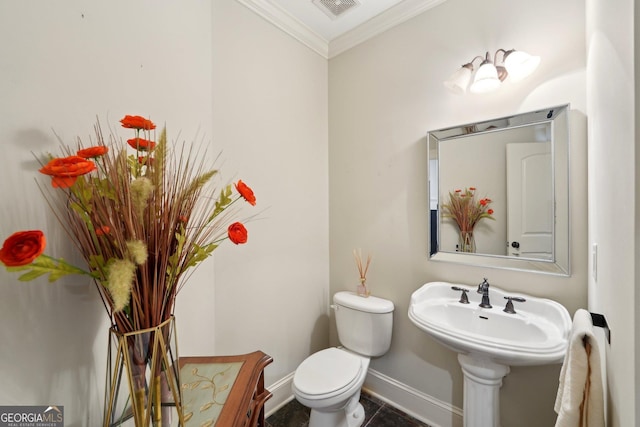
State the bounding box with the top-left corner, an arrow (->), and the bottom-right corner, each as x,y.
236,0 -> 329,58
235,0 -> 448,59
329,0 -> 448,58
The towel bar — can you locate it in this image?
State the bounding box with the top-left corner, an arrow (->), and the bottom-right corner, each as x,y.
589,312 -> 611,344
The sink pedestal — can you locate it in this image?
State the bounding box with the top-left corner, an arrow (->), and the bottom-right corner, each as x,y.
458,354 -> 510,427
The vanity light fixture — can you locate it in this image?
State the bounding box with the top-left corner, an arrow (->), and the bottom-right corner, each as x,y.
444,49 -> 540,95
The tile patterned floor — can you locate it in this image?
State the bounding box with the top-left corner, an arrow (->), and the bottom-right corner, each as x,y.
265,391 -> 432,427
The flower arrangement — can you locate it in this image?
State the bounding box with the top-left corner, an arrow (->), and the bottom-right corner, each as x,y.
0,115 -> 256,334
353,249 -> 371,297
441,187 -> 494,252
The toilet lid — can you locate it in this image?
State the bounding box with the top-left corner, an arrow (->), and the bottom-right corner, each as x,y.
293,348 -> 363,396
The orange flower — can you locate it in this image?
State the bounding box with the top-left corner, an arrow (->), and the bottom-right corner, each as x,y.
227,222 -> 248,245
39,156 -> 97,188
0,230 -> 46,267
127,138 -> 156,151
235,180 -> 256,206
120,115 -> 156,130
95,226 -> 110,236
77,146 -> 109,159
138,156 -> 155,166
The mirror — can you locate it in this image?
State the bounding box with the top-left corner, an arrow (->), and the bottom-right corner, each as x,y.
428,105 -> 570,275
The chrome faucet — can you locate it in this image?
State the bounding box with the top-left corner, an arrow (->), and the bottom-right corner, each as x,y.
477,278 -> 492,308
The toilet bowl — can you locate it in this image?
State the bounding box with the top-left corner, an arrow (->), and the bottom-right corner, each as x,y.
292,291 -> 394,427
292,347 -> 370,427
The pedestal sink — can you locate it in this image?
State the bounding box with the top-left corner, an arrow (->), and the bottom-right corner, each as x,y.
408,281 -> 571,427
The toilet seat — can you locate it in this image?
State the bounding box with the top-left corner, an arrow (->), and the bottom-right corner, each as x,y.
293,348 -> 363,399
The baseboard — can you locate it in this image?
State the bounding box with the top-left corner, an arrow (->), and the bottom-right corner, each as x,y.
264,372 -> 295,417
364,368 -> 463,427
264,368 -> 462,427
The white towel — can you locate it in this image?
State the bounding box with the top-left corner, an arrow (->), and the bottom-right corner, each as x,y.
554,309 -> 605,427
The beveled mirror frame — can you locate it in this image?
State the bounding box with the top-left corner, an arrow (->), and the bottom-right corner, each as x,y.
428,104 -> 570,275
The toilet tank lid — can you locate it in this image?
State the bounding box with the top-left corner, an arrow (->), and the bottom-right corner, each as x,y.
334,291 -> 394,313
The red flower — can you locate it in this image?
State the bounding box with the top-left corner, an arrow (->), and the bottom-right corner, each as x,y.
455,189 -> 461,193
487,209 -> 494,215
235,180 -> 256,206
77,146 -> 109,159
39,156 -> 97,188
469,187 -> 476,191
127,138 -> 156,151
480,199 -> 488,206
120,115 -> 156,130
0,230 -> 46,267
227,222 -> 248,245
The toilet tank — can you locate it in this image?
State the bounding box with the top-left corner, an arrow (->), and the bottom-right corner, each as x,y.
333,291 -> 394,357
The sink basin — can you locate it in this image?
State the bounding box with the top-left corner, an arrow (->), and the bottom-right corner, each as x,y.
408,281 -> 571,366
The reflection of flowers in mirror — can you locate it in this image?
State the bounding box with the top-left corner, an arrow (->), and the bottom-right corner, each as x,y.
442,187 -> 495,232
441,187 -> 494,253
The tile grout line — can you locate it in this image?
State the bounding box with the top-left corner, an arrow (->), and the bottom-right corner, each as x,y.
363,399 -> 386,427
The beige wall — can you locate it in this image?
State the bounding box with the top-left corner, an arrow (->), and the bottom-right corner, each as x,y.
636,1 -> 640,420
586,0 -> 636,425
329,0 -> 588,425
210,0 -> 330,388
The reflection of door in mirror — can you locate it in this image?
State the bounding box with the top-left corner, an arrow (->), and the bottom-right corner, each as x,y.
506,142 -> 553,260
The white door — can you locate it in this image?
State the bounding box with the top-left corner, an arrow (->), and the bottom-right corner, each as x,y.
506,142 -> 553,260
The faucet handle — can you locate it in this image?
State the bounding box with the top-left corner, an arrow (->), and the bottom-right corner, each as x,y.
503,296 -> 526,314
451,286 -> 470,304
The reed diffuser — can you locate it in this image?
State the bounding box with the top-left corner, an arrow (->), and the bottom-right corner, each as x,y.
353,249 -> 371,297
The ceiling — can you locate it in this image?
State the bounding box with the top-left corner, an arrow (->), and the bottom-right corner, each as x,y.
237,0 -> 447,58
270,0 -> 406,41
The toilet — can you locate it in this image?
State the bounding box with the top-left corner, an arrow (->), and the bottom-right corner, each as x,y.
292,291 -> 394,427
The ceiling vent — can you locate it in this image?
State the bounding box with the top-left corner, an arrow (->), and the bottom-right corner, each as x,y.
312,0 -> 361,20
